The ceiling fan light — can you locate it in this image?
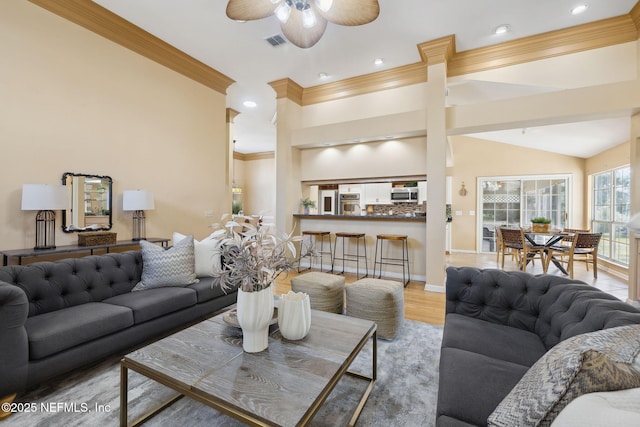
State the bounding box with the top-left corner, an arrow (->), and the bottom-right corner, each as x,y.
315,0 -> 333,12
275,3 -> 291,22
302,8 -> 317,28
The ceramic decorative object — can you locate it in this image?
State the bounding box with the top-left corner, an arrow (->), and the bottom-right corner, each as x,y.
236,286 -> 274,353
278,291 -> 311,341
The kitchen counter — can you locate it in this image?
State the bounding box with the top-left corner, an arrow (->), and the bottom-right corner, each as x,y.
293,214 -> 426,222
294,213 -> 427,282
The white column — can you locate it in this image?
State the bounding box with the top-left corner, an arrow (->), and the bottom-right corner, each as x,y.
425,61 -> 448,290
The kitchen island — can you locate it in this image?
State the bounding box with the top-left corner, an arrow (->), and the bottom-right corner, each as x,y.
293,214 -> 426,282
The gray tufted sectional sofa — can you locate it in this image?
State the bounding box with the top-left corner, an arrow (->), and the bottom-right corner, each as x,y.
436,267 -> 640,427
0,251 -> 237,399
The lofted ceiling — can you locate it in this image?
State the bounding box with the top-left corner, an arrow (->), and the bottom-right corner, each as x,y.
92,0 -> 638,157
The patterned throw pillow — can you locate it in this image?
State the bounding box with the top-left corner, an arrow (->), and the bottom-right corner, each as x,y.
172,231 -> 222,277
134,235 -> 197,290
488,324 -> 640,427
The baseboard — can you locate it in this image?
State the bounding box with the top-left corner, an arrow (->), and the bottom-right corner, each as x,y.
449,249 -> 476,254
424,284 -> 445,293
303,263 -> 425,282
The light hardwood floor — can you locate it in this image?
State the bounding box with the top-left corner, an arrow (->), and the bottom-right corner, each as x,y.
276,252 -> 631,327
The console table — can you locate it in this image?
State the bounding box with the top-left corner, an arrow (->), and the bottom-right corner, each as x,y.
0,237 -> 169,266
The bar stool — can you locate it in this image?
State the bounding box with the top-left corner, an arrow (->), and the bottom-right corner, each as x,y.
373,234 -> 410,286
298,231 -> 333,273
332,232 -> 368,280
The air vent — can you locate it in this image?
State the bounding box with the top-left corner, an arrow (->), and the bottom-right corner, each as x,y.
265,34 -> 287,47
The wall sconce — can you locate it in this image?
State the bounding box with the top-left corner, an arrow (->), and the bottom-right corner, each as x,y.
123,190 -> 155,241
459,182 -> 468,197
21,184 -> 70,250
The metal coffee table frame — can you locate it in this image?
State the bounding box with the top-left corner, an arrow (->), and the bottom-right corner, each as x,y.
120,310 -> 377,427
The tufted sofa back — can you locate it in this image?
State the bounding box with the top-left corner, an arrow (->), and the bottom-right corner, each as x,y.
0,251 -> 143,317
445,267 -> 640,350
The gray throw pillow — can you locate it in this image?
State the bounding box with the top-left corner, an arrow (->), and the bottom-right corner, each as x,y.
488,324 -> 640,427
134,235 -> 197,291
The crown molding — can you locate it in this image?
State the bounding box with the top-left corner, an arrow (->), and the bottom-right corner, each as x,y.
27,0 -> 234,94
226,108 -> 240,123
448,15 -> 638,76
417,35 -> 456,65
29,0 -> 640,106
302,62 -> 427,105
302,12 -> 640,105
234,151 -> 274,161
268,79 -> 304,105
631,1 -> 640,32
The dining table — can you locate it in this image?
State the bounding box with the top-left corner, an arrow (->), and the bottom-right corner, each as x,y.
523,231 -> 573,275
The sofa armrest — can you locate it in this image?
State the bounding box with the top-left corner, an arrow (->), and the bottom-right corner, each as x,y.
0,281 -> 29,396
445,267 -> 551,333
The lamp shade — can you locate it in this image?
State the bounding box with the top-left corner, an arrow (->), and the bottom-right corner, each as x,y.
628,212 -> 640,231
123,190 -> 155,211
21,184 -> 69,211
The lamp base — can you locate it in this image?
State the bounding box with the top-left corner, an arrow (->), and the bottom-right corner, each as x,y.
34,245 -> 56,251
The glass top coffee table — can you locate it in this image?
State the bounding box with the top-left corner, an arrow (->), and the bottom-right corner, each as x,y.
120,309 -> 377,426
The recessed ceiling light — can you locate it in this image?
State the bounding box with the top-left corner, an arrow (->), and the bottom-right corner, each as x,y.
494,24 -> 510,35
352,138 -> 361,143
243,101 -> 257,108
384,135 -> 394,139
318,72 -> 330,80
571,4 -> 588,15
374,58 -> 384,66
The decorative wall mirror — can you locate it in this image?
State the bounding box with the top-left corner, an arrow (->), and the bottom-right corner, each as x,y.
61,172 -> 112,232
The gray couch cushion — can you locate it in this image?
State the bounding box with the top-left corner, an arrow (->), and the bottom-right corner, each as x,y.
103,287 -> 197,324
437,347 -> 529,427
442,313 -> 547,367
186,277 -> 232,303
25,302 -> 133,360
534,283 -> 640,349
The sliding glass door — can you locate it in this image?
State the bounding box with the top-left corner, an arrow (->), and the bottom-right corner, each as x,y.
478,175 -> 571,253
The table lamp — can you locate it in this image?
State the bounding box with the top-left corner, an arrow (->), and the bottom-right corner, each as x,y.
123,190 -> 155,241
21,184 -> 70,250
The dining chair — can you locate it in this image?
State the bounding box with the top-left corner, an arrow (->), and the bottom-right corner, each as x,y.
498,227 -> 523,269
519,228 -> 546,272
544,232 -> 602,279
495,226 -> 503,264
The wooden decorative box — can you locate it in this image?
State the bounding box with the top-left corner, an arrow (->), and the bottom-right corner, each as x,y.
78,232 -> 117,246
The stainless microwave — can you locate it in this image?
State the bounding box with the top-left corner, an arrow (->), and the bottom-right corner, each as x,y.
391,187 -> 418,203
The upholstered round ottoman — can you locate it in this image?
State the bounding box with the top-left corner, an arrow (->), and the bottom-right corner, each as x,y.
290,272 -> 345,314
345,278 -> 404,340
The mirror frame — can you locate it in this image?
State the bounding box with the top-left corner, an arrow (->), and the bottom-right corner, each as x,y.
61,172 -> 113,232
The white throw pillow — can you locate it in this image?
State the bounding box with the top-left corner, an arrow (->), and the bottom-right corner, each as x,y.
173,231 -> 222,277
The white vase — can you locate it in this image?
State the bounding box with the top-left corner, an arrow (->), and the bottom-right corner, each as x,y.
278,291 -> 311,340
236,286 -> 274,353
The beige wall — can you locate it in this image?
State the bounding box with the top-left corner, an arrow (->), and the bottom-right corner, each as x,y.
299,137 -> 427,181
448,135 -> 586,252
238,157 -> 276,217
0,1 -> 228,250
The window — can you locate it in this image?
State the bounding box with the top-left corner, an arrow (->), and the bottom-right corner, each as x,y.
478,175 -> 571,252
591,166 -> 630,266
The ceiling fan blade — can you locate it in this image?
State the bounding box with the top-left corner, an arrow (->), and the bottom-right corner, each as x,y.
315,0 -> 380,26
280,8 -> 328,48
226,0 -> 278,21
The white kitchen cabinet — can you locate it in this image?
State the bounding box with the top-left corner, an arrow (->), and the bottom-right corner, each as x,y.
418,181 -> 427,203
338,184 -> 361,194
363,183 -> 391,204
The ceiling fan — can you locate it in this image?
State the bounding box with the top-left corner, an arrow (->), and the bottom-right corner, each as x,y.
226,0 -> 380,48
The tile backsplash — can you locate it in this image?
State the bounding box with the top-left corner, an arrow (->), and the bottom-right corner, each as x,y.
366,202 -> 424,216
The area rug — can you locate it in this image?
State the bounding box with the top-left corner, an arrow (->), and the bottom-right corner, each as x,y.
9,319 -> 443,427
